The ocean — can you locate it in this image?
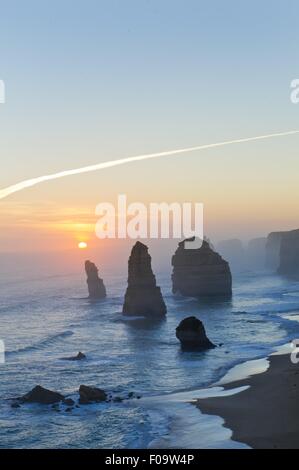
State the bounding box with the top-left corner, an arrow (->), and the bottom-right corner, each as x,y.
0,267 -> 299,448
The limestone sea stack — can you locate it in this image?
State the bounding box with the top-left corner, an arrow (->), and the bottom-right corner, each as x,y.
85,260 -> 106,299
172,238 -> 232,297
278,229 -> 299,278
122,242 -> 167,317
176,316 -> 215,351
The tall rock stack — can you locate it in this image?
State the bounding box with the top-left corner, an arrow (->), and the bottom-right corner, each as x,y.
278,229 -> 299,278
85,260 -> 106,299
122,242 -> 167,317
172,238 -> 232,297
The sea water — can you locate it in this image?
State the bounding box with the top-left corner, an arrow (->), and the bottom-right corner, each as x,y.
0,268 -> 299,448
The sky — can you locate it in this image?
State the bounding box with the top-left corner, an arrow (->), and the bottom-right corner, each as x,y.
0,0 -> 298,272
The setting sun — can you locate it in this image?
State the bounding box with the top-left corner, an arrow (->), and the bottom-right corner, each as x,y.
78,241 -> 88,249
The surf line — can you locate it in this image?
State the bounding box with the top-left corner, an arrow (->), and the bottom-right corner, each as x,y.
1,129 -> 299,201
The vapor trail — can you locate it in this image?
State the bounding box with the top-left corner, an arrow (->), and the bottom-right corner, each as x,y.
1,130 -> 299,200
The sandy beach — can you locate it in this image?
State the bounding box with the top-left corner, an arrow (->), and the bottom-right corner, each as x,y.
196,352 -> 299,449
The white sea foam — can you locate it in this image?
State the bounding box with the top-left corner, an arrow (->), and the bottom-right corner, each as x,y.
217,358 -> 270,385
141,386 -> 249,449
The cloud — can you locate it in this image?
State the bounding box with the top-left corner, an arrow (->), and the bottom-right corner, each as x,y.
1,130 -> 298,200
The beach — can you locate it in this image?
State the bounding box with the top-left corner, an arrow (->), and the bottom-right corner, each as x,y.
196,351 -> 299,449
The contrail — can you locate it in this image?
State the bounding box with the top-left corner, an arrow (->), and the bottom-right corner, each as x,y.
1,130 -> 299,200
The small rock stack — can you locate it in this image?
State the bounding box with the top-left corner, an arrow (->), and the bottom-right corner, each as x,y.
176,316 -> 215,351
85,260 -> 106,299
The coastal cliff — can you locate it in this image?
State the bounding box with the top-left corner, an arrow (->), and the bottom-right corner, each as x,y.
278,229 -> 299,278
265,229 -> 299,277
265,232 -> 286,270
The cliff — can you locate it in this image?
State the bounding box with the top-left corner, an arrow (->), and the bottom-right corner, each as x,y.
278,229 -> 299,278
265,232 -> 286,270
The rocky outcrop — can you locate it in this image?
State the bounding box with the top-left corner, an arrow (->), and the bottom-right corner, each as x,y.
122,242 -> 167,317
176,316 -> 215,351
19,386 -> 64,404
63,352 -> 86,361
79,385 -> 107,404
278,229 -> 299,278
85,260 -> 106,299
172,238 -> 232,297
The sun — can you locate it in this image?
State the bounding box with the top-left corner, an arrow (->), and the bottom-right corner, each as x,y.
78,241 -> 88,249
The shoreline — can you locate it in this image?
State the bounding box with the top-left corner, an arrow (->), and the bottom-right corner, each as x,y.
196,351 -> 299,449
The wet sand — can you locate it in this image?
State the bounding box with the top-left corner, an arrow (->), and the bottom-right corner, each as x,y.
196,353 -> 299,449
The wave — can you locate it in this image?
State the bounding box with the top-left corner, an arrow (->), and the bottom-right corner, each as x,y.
6,330 -> 74,356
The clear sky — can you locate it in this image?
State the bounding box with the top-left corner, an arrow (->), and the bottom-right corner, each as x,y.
0,0 -> 298,264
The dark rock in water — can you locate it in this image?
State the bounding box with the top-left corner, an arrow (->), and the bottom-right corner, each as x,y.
172,238 -> 232,297
19,386 -> 64,405
65,408 -> 72,412
113,396 -> 123,403
79,385 -> 107,404
176,316 -> 215,351
122,242 -> 167,317
278,229 -> 299,278
63,398 -> 75,406
85,260 -> 106,299
63,351 -> 86,361
11,402 -> 20,409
